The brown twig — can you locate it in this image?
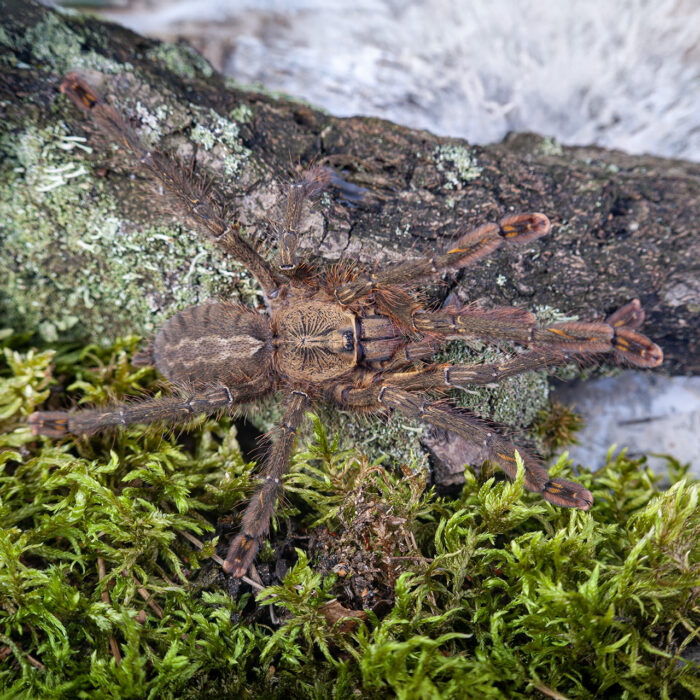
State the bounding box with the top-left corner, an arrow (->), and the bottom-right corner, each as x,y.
133,577 -> 164,618
98,557 -> 122,666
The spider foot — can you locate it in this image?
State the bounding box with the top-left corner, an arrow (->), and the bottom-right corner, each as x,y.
28,411 -> 70,437
612,328 -> 663,368
607,298 -> 645,330
498,212 -> 551,244
542,477 -> 593,510
223,533 -> 260,577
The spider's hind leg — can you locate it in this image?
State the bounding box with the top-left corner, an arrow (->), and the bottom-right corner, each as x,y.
223,390 -> 310,577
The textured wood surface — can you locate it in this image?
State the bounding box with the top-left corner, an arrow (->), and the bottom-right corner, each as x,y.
2,2 -> 698,373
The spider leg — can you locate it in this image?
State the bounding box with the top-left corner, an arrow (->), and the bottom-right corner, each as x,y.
335,212 -> 550,305
378,387 -> 592,509
378,339 -> 443,370
413,299 -> 663,368
28,385 -> 248,437
223,390 -> 310,577
59,73 -> 283,296
330,374 -> 590,508
277,166 -> 331,271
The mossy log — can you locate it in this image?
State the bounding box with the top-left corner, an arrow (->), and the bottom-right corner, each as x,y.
1,1 -> 698,375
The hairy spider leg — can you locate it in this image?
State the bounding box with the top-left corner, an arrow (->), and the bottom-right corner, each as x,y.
605,299 -> 662,368
28,385 -> 245,437
59,73 -> 283,296
606,298 -> 646,331
413,301 -> 662,368
329,374 -> 591,509
377,387 -> 593,509
277,165 -> 331,271
224,390 -> 310,577
334,212 -> 550,306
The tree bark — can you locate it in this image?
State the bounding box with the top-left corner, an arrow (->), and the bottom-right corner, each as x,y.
1,1 -> 698,373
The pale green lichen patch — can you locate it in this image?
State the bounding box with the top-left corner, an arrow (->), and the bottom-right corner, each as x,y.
16,12 -> 129,76
190,106 -> 252,179
0,25 -> 11,49
317,405 -> 427,468
229,103 -> 254,124
434,144 -> 483,188
538,136 -> 564,157
0,117 -> 258,344
132,100 -> 174,146
145,41 -> 214,80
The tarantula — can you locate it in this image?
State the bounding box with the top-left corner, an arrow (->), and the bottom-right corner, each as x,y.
29,74 -> 663,578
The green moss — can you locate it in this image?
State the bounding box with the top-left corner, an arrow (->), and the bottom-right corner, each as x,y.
0,331 -> 698,698
532,400 -> 585,456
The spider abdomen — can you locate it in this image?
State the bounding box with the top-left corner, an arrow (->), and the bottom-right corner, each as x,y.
153,303 -> 273,392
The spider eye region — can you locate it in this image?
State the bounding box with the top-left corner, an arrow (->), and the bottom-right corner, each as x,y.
343,330 -> 355,351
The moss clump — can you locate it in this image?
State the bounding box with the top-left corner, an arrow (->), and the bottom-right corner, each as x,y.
0,331 -> 698,698
532,399 -> 585,456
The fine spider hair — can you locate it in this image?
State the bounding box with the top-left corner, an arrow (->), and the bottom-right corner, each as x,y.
30,73 -> 664,578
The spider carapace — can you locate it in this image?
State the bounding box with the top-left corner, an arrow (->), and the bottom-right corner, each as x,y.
29,73 -> 663,578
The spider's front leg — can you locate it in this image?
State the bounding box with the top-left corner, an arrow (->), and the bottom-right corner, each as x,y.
28,385 -> 240,436
331,375 -> 591,509
223,390 -> 310,577
414,298 -> 663,368
59,74 -> 284,296
335,212 -> 550,305
276,166 -> 331,271
377,387 -> 593,509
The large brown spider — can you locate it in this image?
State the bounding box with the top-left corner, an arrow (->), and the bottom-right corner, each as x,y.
29,74 -> 663,578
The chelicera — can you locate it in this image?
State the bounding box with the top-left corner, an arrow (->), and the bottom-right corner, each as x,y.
29,73 -> 663,578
